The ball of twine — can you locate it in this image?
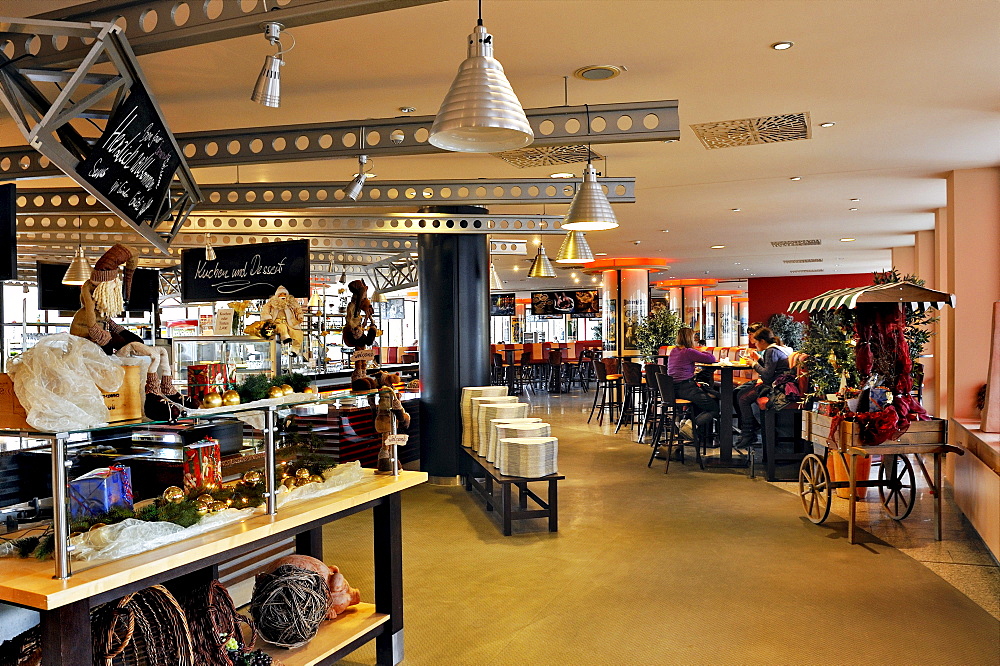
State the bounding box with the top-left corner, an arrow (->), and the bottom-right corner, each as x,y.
250,565 -> 331,648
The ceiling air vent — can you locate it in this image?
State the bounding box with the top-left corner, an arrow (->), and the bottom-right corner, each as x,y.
771,239 -> 821,247
790,269 -> 825,273
783,258 -> 823,264
691,112 -> 811,149
492,145 -> 603,168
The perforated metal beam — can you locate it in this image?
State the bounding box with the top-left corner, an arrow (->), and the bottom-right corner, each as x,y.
0,101 -> 679,179
2,0 -> 444,68
13,176 -> 634,214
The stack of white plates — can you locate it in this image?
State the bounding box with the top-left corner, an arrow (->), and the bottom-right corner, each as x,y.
493,423 -> 551,468
461,387 -> 509,448
477,403 -> 528,455
498,437 -> 558,477
486,417 -> 543,464
470,396 -> 520,452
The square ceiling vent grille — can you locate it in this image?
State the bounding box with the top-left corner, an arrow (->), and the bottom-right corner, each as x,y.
783,258 -> 823,263
771,239 -> 822,247
790,268 -> 825,273
691,112 -> 811,149
492,145 -> 603,168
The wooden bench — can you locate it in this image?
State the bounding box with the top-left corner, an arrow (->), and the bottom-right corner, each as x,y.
461,446 -> 564,536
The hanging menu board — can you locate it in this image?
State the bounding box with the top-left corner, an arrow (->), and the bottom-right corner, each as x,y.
490,293 -> 515,316
181,239 -> 310,302
530,290 -> 601,316
75,83 -> 180,224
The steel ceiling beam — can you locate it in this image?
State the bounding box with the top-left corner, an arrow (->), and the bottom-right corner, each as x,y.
364,253 -> 418,293
3,0 -> 444,68
14,176 -> 636,213
0,101 -> 679,179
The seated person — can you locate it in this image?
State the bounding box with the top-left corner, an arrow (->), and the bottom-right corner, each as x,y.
667,328 -> 720,440
734,322 -> 764,446
743,327 -> 792,438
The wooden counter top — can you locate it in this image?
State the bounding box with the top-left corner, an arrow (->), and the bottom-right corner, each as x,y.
0,469 -> 427,611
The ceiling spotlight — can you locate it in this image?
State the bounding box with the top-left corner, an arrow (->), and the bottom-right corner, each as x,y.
399,106 -> 416,113
840,238 -> 856,242
819,122 -> 836,128
251,21 -> 295,107
527,245 -> 556,278
663,139 -> 678,143
204,236 -> 217,261
595,252 -> 608,256
550,172 -> 574,178
555,231 -> 595,264
661,229 -> 670,233
771,41 -> 794,50
562,162 -> 619,231
849,207 -> 858,211
790,176 -> 801,181
731,208 -> 741,212
850,198 -> 860,202
429,5 -> 533,152
344,154 -> 373,201
710,245 -> 726,249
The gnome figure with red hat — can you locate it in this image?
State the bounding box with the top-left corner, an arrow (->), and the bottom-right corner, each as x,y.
69,243 -> 188,417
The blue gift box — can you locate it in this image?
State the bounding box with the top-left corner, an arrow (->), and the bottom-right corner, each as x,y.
68,466 -> 133,519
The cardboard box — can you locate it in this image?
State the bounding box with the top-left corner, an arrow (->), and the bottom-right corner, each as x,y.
68,465 -> 133,519
183,438 -> 221,492
0,363 -> 144,430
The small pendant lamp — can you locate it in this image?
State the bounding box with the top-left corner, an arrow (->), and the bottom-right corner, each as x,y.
429,6 -> 533,153
372,291 -> 388,304
489,263 -> 504,290
561,162 -> 619,231
62,218 -> 92,285
554,231 -> 595,264
527,246 -> 556,278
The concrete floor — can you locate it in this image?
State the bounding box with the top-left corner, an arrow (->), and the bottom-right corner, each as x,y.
323,391 -> 1000,665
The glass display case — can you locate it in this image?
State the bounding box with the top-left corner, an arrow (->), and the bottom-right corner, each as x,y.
171,335 -> 277,390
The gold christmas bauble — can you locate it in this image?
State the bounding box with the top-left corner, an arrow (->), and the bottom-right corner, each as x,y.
209,501 -> 227,513
89,523 -> 106,531
194,500 -> 210,516
69,531 -> 82,540
242,470 -> 262,485
294,476 -> 310,487
267,385 -> 285,399
162,486 -> 184,504
295,467 -> 312,479
303,386 -> 316,394
310,474 -> 324,484
222,390 -> 241,406
196,493 -> 214,505
282,477 -> 296,489
281,384 -> 294,395
202,391 -> 223,408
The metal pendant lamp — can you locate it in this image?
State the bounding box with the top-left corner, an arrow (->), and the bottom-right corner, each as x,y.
527,246 -> 556,278
429,4 -> 533,153
561,162 -> 619,231
372,291 -> 388,304
554,231 -> 595,264
489,263 -> 504,290
62,245 -> 91,285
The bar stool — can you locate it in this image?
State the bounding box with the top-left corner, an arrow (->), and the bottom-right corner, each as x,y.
615,361 -> 646,435
588,358 -> 621,424
648,372 -> 699,472
546,349 -> 568,393
638,363 -> 662,442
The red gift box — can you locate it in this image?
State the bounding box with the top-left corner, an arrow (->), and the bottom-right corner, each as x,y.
183,438 -> 221,492
186,363 -> 235,402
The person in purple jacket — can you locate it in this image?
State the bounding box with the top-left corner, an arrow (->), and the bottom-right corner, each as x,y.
667,327 -> 720,441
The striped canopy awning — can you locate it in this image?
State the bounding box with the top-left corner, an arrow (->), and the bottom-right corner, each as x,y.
787,282 -> 956,314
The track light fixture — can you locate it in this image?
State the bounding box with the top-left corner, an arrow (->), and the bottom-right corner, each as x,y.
251,21 -> 295,107
344,154 -> 372,201
429,1 -> 533,152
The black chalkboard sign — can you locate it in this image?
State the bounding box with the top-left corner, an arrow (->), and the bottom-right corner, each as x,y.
75,83 -> 180,224
0,184 -> 14,280
180,239 -> 310,302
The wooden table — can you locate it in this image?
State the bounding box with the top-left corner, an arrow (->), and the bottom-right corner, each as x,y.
0,470 -> 427,666
461,447 -> 563,536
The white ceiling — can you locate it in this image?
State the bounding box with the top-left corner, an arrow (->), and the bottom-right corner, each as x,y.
3,0 -> 999,291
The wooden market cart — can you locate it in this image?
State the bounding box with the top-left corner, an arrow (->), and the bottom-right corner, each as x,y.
787,282 -> 962,543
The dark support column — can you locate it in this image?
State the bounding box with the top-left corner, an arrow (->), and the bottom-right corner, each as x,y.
418,215 -> 490,480
374,493 -> 404,665
41,600 -> 92,666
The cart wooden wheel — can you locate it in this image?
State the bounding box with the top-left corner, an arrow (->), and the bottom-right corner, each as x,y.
877,453 -> 916,520
798,453 -> 832,524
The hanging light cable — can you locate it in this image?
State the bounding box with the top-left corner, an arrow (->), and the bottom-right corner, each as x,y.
562,106 -> 618,231
62,217 -> 92,285
429,0 -> 533,152
527,245 -> 556,278
554,231 -> 595,264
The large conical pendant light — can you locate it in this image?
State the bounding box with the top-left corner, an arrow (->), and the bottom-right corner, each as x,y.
527,246 -> 556,278
62,245 -> 92,285
554,231 -> 595,264
561,162 -> 619,231
429,11 -> 533,153
489,263 -> 504,290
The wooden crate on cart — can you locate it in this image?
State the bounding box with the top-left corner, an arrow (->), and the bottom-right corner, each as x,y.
802,410 -> 948,451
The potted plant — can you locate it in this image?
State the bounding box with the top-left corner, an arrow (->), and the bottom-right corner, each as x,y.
632,308 -> 684,363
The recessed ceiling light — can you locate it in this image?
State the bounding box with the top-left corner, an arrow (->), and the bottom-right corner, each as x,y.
663,139 -> 678,143
771,41 -> 794,50
533,238 -> 541,245
661,229 -> 670,233
731,208 -> 741,212
850,198 -> 860,202
570,272 -> 577,278
734,262 -> 741,265
550,172 -> 574,178
790,176 -> 801,181
819,122 -> 836,128
849,207 -> 858,211
750,273 -> 756,276
574,278 -> 580,283
573,65 -> 626,81
513,265 -> 520,271
710,245 -> 726,249
399,106 -> 416,113
591,277 -> 597,283
595,252 -> 608,256
840,238 -> 856,242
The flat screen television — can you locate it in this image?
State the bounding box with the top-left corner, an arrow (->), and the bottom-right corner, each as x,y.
37,262 -> 159,314
0,184 -> 15,281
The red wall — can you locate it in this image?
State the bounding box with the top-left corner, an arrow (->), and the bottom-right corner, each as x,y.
748,273 -> 871,324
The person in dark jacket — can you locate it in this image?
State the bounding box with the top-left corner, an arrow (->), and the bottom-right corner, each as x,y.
741,327 -> 792,441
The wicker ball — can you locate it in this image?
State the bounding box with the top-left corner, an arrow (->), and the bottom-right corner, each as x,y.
250,564 -> 330,648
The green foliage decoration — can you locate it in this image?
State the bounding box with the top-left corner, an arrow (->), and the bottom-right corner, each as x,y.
632,307 -> 684,361
801,309 -> 861,397
766,313 -> 805,350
